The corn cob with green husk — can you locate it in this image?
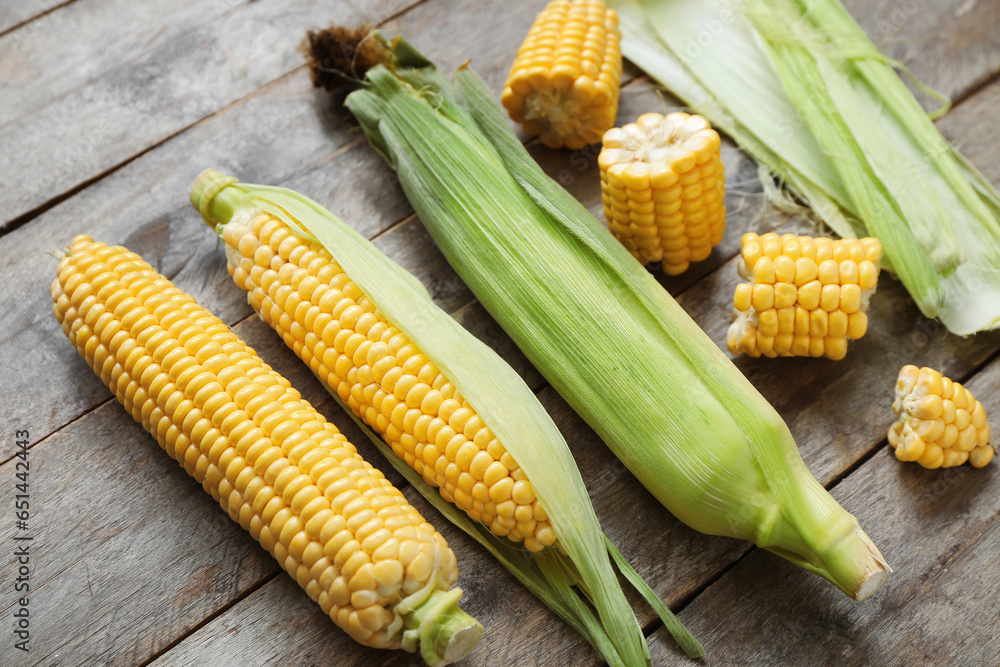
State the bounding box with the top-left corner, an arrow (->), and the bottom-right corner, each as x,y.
191,169 -> 703,664
326,31 -> 889,601
51,236 -> 481,665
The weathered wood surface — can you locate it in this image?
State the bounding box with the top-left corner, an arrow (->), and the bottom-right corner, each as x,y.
0,0 -> 423,228
647,354 -> 1000,665
2,0 -> 1000,665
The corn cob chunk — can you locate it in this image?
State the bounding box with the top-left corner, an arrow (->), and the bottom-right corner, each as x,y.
215,209 -> 557,553
51,236 -> 480,663
598,112 -> 726,274
501,0 -> 622,149
888,365 -> 993,469
726,233 -> 882,360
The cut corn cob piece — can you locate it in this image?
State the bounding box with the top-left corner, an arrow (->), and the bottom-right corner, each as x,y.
502,0 -> 622,149
889,365 -> 993,469
206,203 -> 556,552
598,112 -> 725,273
727,233 -> 882,360
51,235 -> 481,665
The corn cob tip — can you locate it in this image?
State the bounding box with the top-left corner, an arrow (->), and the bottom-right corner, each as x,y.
190,168 -> 241,229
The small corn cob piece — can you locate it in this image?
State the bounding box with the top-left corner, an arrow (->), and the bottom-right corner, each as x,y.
501,0 -> 622,149
51,236 -> 481,664
194,187 -> 556,553
888,365 -> 993,469
727,233 -> 883,360
598,112 -> 726,274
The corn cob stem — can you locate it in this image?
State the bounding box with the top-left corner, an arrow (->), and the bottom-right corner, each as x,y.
51,236 -> 481,665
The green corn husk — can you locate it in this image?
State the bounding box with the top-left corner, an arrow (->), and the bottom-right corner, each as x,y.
341,33 -> 890,601
191,170 -> 704,665
611,0 -> 1000,335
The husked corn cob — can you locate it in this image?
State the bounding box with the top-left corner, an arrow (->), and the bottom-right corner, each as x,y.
598,112 -> 726,273
51,236 -> 480,663
727,233 -> 882,360
889,365 -> 993,469
205,204 -> 556,553
502,0 -> 622,149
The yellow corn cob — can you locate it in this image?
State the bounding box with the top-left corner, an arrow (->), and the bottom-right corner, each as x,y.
215,209 -> 557,553
727,233 -> 882,360
598,112 -> 726,274
51,235 -> 480,663
501,0 -> 622,149
888,365 -> 993,469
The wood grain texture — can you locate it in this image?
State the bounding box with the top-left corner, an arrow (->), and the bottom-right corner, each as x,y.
844,0 -> 1000,104
0,0 -> 417,228
0,0 -> 553,456
0,0 -> 251,124
647,354 -> 1000,664
3,0 -> 1000,664
0,70 -> 355,456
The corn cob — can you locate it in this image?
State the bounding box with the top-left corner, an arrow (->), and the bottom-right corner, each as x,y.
502,0 -> 622,149
889,365 -> 993,469
193,169 -> 706,663
51,235 -> 481,665
195,186 -> 555,553
727,233 -> 882,360
598,112 -> 726,273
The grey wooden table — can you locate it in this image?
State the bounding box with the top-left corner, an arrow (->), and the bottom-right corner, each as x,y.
2,0 -> 1000,665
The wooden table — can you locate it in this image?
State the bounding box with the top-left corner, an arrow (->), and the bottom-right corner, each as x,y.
3,0 -> 1000,664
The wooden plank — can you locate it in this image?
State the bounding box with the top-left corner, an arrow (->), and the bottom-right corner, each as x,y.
0,0 -> 252,125
646,354 -> 1000,664
0,0 -> 72,36
0,0 -> 554,455
844,0 -> 1000,104
0,0 -> 414,229
0,72 -> 355,456
937,77 -> 1000,185
8,0 -> 999,455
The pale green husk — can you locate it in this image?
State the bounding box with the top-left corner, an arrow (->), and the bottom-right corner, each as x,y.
611,0 -> 1000,335
342,33 -> 889,601
191,169 -> 704,665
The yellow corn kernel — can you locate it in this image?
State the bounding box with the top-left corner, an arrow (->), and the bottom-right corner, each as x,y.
728,235 -> 881,360
888,365 -> 992,469
218,211 -> 556,552
52,236 -> 472,653
503,0 -> 622,149
599,112 -> 725,272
